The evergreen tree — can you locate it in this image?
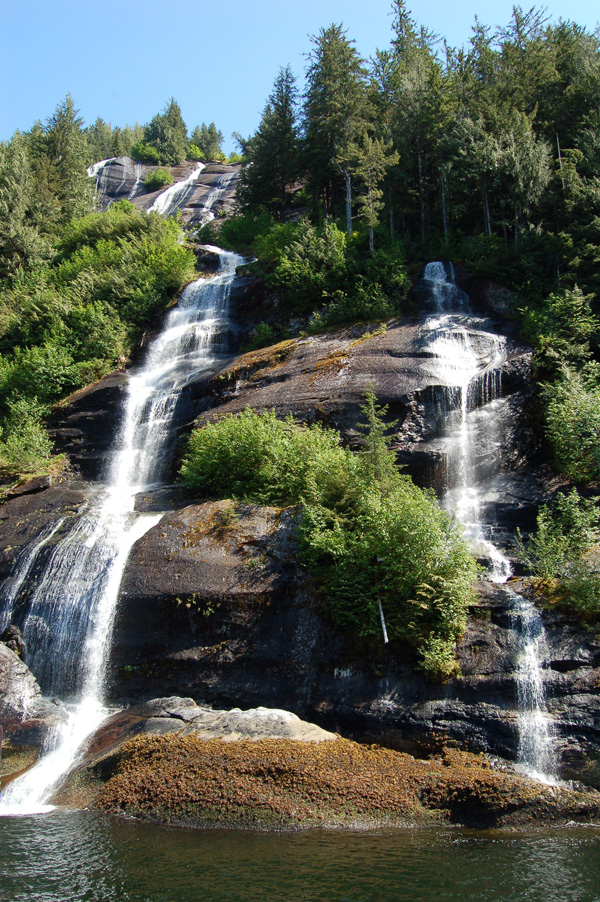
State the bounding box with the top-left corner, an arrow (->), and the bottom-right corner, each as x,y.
85,118 -> 114,163
144,98 -> 188,165
352,135 -> 399,251
0,132 -> 51,277
303,24 -> 369,230
189,122 -> 224,160
236,66 -> 299,218
44,95 -> 93,224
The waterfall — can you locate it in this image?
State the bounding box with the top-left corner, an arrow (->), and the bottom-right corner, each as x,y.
420,262 -> 557,780
196,170 -> 239,226
87,158 -> 116,202
147,162 -> 205,216
0,246 -> 244,815
0,518 -> 65,634
508,588 -> 557,782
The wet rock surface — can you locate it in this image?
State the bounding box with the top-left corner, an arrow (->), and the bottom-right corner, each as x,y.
0,476 -> 87,580
102,501 -> 600,786
3,291 -> 600,791
90,157 -> 240,227
0,643 -> 65,752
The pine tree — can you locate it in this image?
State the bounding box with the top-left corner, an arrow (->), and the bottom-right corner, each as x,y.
144,98 -> 188,164
85,118 -> 114,163
44,95 -> 93,224
303,24 -> 369,230
236,66 -> 299,217
353,135 -> 399,252
189,122 -> 224,160
0,132 -> 51,277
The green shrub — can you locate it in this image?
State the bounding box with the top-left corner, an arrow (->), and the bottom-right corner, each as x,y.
517,489 -> 599,581
131,142 -> 161,164
0,395 -> 53,473
522,287 -> 597,377
180,397 -> 477,679
144,168 -> 174,193
543,370 -> 600,482
243,323 -> 277,352
187,144 -> 206,162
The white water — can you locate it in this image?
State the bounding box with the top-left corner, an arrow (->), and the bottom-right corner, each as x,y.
421,262 -> 557,780
147,162 -> 205,216
0,246 -> 243,815
0,518 -> 65,633
196,170 -> 239,225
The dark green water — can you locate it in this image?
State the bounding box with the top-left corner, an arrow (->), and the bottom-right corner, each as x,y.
1,811 -> 599,902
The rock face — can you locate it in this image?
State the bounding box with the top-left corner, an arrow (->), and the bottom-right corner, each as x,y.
0,476 -> 87,582
89,157 -> 152,209
0,643 -> 64,747
89,156 -> 240,226
104,500 -> 600,786
4,274 -> 599,788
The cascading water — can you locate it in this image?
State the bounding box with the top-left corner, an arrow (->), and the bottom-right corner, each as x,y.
420,262 -> 557,781
196,170 -> 239,226
147,162 -> 205,216
0,244 -> 244,815
0,518 -> 64,634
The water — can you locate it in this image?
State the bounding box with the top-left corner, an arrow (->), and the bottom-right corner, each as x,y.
420,262 -> 557,778
0,812 -> 599,902
196,170 -> 239,225
0,247 -> 243,814
147,162 -> 205,216
0,518 -> 64,633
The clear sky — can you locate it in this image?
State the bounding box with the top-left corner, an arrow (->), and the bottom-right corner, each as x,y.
2,0 -> 599,154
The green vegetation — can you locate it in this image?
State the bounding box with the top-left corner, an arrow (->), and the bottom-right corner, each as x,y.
0,94 -> 197,477
202,4 -> 600,489
144,168 -> 174,192
189,123 -> 225,161
201,213 -> 408,326
180,394 -> 478,679
518,490 -> 600,623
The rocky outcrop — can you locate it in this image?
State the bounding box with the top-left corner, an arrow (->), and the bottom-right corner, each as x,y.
89,157 -> 240,226
0,643 -> 64,749
58,718 -> 600,830
89,157 -> 152,209
103,499 -> 600,786
46,374 -> 128,481
0,476 -> 87,581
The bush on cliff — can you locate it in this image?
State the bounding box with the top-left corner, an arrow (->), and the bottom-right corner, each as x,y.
518,489 -> 600,623
198,213 -> 409,325
0,200 -> 196,474
144,168 -> 174,193
180,394 -> 477,679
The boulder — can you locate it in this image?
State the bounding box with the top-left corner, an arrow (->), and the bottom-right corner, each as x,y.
0,643 -> 64,747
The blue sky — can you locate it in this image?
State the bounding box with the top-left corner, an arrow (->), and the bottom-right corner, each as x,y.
2,0 -> 599,154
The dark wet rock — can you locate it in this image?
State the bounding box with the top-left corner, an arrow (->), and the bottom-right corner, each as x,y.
0,643 -> 65,747
89,157 -> 152,209
46,373 -> 128,481
0,477 -> 87,581
1,625 -> 25,657
89,157 -> 240,227
106,503 -> 600,785
130,162 -> 240,227
470,279 -> 521,317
